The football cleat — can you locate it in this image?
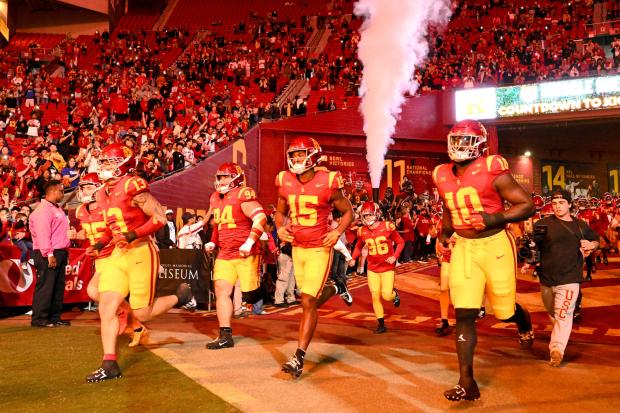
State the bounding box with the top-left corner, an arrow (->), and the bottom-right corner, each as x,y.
86,361 -> 122,383
128,325 -> 148,348
435,320 -> 451,337
181,296 -> 197,312
477,307 -> 486,319
444,381 -> 480,402
175,282 -> 194,307
374,324 -> 387,334
281,354 -> 303,378
392,289 -> 400,307
206,334 -> 234,350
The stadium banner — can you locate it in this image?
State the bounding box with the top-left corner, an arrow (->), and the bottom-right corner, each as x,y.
540,161 -> 599,197
608,163 -> 620,194
323,152 -> 442,199
507,156 -> 534,192
156,249 -> 212,304
0,247 -> 94,307
152,128 -> 260,224
455,75 -> 620,120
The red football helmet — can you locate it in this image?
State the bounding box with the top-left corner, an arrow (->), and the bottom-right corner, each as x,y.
287,136 -> 322,175
360,201 -> 381,227
575,196 -> 588,210
97,144 -> 135,181
447,119 -> 488,162
589,197 -> 600,209
532,195 -> 545,211
214,162 -> 245,194
77,173 -> 102,203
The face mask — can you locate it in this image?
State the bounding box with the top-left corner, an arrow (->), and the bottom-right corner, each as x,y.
98,169 -> 115,181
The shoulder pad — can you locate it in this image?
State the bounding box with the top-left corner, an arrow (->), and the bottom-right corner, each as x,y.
432,164 -> 448,185
75,204 -> 85,219
124,176 -> 149,196
485,155 -> 510,176
275,171 -> 287,188
328,170 -> 344,190
238,186 -> 257,202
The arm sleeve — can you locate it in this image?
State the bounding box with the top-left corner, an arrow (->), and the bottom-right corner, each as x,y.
334,238 -> 352,261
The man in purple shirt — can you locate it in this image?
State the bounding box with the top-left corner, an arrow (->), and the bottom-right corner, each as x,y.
29,180 -> 71,327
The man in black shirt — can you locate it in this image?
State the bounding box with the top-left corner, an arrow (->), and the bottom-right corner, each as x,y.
533,190 -> 598,367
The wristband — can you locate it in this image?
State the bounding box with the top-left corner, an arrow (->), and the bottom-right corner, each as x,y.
124,230 -> 138,244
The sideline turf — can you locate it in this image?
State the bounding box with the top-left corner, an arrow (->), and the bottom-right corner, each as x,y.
0,326 -> 239,413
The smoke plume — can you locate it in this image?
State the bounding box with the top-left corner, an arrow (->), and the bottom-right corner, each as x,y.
354,0 -> 452,187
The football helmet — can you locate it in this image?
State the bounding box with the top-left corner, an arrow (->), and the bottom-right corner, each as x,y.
360,201 -> 381,227
214,162 -> 245,194
97,144 -> 135,181
589,197 -> 600,209
532,195 -> 545,211
447,119 -> 488,162
575,196 -> 588,210
77,173 -> 102,203
287,136 -> 322,175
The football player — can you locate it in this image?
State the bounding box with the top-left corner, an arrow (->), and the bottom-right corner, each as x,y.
350,202 -> 404,333
85,144 -> 194,383
74,173 -> 145,346
275,137 -> 354,378
433,120 -> 535,401
204,162 -> 267,349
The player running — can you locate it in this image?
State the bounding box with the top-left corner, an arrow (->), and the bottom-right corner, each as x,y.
275,137 -> 354,378
350,201 -> 404,333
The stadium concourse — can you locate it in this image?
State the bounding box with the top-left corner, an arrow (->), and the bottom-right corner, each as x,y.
2,260 -> 620,412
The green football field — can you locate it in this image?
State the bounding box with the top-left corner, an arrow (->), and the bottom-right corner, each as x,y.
0,326 -> 238,413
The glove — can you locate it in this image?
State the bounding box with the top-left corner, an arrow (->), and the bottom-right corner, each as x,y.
239,238 -> 255,256
204,242 -> 216,252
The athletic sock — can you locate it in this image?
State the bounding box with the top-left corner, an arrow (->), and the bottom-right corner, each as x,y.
455,308 -> 478,383
295,348 -> 306,365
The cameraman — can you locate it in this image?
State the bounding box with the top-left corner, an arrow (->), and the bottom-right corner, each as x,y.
531,190 -> 598,367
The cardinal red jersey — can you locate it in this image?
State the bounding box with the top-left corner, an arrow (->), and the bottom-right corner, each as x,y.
96,175 -> 153,240
209,186 -> 261,260
355,221 -> 404,273
433,155 -> 510,231
75,202 -> 114,258
577,209 -> 594,224
276,169 -> 344,248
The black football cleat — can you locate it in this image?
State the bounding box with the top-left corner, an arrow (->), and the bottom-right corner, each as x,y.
175,282 -> 195,307
392,289 -> 400,307
444,381 -> 480,402
206,334 -> 234,350
86,361 -> 122,383
282,354 -> 303,378
518,330 -> 535,349
374,324 -> 387,334
435,320 -> 451,337
477,307 -> 486,319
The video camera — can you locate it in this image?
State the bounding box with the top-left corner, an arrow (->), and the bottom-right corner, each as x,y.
518,225 -> 547,264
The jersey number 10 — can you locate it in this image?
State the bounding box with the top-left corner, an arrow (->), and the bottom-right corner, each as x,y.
444,187 -> 484,226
